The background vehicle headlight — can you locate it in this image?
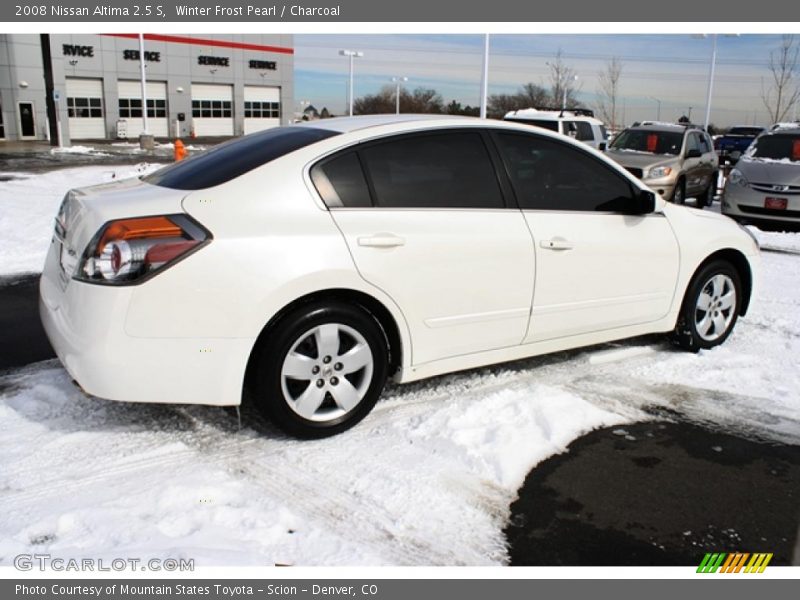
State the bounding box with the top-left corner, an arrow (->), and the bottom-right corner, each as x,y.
647,166 -> 672,179
75,214 -> 211,285
728,168 -> 750,188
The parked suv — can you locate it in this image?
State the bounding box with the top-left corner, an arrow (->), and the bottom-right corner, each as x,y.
606,122 -> 719,207
504,108 -> 608,150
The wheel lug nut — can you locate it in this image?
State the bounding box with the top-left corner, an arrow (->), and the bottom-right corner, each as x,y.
311,366 -> 320,375
330,376 -> 339,386
322,356 -> 332,364
316,379 -> 324,388
334,362 -> 343,371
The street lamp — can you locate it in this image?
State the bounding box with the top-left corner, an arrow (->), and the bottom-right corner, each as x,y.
339,49 -> 363,117
479,34 -> 490,119
563,75 -> 578,111
649,96 -> 662,121
391,76 -> 408,115
694,33 -> 739,131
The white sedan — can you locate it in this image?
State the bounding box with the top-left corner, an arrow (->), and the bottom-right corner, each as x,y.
40,115 -> 759,438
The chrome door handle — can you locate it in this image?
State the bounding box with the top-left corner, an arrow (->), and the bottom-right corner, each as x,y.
540,238 -> 574,250
358,234 -> 406,248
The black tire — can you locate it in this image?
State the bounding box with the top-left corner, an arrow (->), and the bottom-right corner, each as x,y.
699,180 -> 715,208
671,178 -> 686,205
672,260 -> 742,352
251,302 -> 388,439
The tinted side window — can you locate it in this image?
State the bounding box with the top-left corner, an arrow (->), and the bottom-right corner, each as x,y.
311,152 -> 371,208
685,133 -> 700,153
360,133 -> 504,209
144,126 -> 340,190
698,133 -> 712,153
576,121 -> 594,141
495,133 -> 635,212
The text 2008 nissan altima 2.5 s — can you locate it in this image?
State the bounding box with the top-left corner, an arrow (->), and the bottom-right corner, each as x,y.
40,115 -> 759,438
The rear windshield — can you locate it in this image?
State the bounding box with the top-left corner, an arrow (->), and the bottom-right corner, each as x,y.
506,118 -> 560,132
748,134 -> 800,162
143,126 -> 340,190
610,129 -> 684,155
728,127 -> 764,137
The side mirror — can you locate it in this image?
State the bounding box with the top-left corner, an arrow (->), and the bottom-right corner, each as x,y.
630,190 -> 656,215
686,148 -> 702,158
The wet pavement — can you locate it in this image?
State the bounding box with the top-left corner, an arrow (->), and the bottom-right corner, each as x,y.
506,420 -> 800,566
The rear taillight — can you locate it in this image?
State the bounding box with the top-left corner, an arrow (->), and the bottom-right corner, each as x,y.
75,214 -> 210,285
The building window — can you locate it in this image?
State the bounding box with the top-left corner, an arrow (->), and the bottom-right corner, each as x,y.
119,98 -> 167,119
67,97 -> 103,118
192,100 -> 232,118
244,101 -> 280,119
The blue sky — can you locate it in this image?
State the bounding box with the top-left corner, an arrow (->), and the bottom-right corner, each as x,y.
294,34 -> 797,127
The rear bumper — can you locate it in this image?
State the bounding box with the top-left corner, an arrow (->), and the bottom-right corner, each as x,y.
39,242 -> 253,406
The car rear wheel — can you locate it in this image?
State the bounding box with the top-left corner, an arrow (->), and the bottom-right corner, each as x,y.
252,302 -> 388,438
672,260 -> 741,351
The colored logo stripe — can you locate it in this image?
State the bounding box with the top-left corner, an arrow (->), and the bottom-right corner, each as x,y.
697,552 -> 773,573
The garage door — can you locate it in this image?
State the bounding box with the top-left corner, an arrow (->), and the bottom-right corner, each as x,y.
243,86 -> 281,135
66,78 -> 106,139
191,84 -> 233,137
117,80 -> 169,139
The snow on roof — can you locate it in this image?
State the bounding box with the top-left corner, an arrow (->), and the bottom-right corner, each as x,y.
770,122 -> 800,132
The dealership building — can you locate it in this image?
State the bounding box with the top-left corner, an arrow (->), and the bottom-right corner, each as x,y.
0,33 -> 294,144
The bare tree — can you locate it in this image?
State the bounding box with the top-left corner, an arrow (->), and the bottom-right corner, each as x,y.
547,49 -> 581,109
761,35 -> 800,123
487,82 -> 549,118
596,57 -> 623,131
354,86 -> 444,115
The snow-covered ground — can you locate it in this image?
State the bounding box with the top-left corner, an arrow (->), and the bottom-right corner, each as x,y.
0,165 -> 799,566
0,165 -> 162,276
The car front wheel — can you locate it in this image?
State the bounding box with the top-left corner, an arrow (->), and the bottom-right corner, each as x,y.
673,260 -> 741,351
252,302 -> 388,438
671,178 -> 686,205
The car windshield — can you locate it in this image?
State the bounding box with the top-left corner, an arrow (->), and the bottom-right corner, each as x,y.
507,119 -> 559,132
748,134 -> 800,162
728,127 -> 764,137
143,126 -> 340,190
610,130 -> 684,155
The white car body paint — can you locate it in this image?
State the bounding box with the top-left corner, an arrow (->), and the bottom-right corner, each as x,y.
40,116 -> 759,408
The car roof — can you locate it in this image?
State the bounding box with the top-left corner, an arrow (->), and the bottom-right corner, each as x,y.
503,108 -> 602,123
628,123 -> 691,134
294,114 -> 464,134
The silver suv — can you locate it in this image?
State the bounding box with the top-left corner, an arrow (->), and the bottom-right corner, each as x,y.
605,123 -> 719,207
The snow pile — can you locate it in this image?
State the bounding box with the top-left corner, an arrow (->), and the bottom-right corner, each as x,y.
0,363 -> 625,566
0,164 -> 162,275
49,145 -> 110,156
749,227 -> 800,254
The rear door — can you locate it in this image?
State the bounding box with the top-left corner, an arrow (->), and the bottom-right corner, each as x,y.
491,131 -> 679,343
314,130 -> 536,365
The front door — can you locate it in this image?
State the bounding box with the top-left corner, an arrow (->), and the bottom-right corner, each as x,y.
18,102 -> 35,138
313,130 -> 536,365
491,131 -> 680,343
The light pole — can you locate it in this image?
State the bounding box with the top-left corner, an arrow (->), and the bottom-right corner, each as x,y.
649,96 -> 662,121
479,34 -> 489,119
688,106 -> 693,122
339,49 -> 363,117
694,33 -> 739,131
391,77 -> 407,114
562,75 -> 578,111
